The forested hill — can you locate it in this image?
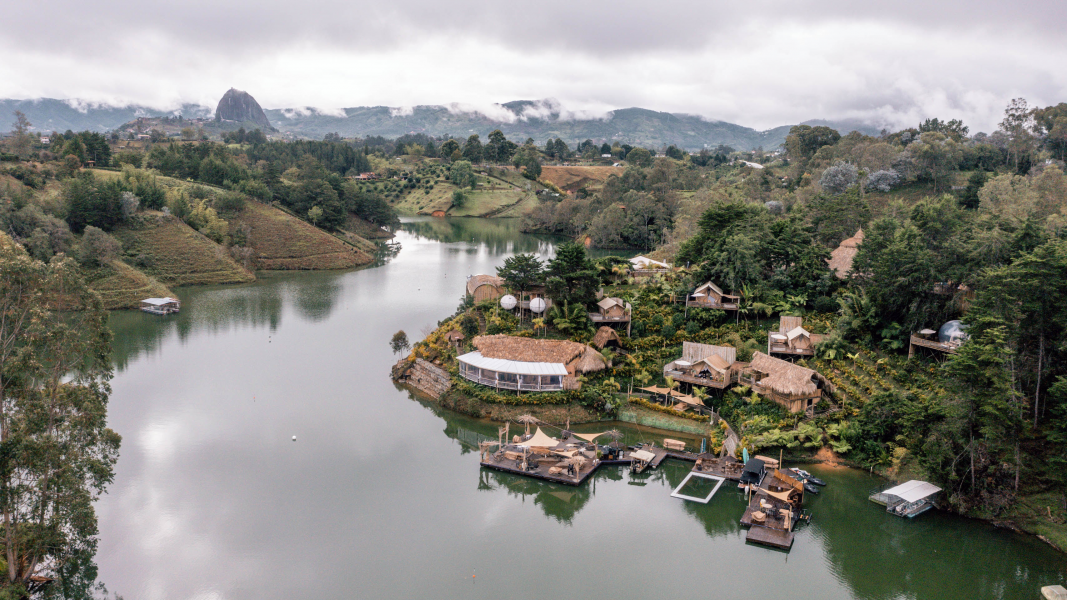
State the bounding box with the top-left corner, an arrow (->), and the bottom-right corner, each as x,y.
1,97 -> 880,150
0,99 -> 212,134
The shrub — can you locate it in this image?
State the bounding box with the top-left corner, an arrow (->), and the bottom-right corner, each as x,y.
214,191 -> 247,214
814,296 -> 838,314
78,226 -> 122,267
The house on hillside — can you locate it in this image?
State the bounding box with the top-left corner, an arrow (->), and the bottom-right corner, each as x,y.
663,342 -> 739,390
686,282 -> 740,311
741,352 -> 834,414
767,316 -> 826,357
456,334 -> 608,392
828,229 -> 863,279
466,274 -> 506,304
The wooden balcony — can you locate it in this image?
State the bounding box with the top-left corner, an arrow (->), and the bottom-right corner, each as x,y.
663,369 -> 734,390
768,343 -> 814,357
908,335 -> 959,356
588,313 -> 631,323
685,298 -> 739,311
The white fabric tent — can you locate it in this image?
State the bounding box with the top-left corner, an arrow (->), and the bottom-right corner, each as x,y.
517,427 -> 560,448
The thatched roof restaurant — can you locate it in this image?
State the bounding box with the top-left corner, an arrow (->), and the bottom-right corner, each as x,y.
742,352 -> 834,414
457,335 -> 607,392
828,229 -> 863,279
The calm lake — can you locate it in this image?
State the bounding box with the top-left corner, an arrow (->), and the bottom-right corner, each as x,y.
98,217 -> 1066,600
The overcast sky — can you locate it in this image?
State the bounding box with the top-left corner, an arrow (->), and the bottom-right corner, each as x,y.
3,0 -> 1065,131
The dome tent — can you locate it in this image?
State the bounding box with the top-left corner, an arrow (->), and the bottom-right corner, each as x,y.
938,320 -> 969,344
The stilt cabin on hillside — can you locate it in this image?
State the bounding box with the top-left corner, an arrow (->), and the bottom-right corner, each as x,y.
686,282 -> 740,311
741,352 -> 833,414
466,274 -> 506,304
663,342 -> 739,389
768,316 -> 826,357
457,335 -> 608,392
589,297 -> 631,326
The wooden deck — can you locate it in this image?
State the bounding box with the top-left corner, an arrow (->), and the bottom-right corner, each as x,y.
480,453 -> 598,487
908,335 -> 959,357
685,300 -> 738,311
664,370 -> 734,390
746,525 -> 794,549
588,313 -> 631,323
767,343 -> 815,357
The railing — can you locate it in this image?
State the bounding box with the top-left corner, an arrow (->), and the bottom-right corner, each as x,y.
909,335 -> 959,354
768,343 -> 814,356
685,297 -> 739,310
588,313 -> 630,322
665,370 -> 732,389
459,371 -> 563,392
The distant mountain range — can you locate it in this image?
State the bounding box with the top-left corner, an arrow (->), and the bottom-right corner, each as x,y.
0,96 -> 883,151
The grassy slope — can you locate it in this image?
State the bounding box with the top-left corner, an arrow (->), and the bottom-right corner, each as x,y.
85,259 -> 175,309
540,165 -> 621,192
112,213 -> 256,286
236,201 -> 373,270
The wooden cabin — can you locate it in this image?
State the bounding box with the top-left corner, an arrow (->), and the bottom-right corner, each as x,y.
663,342 -> 739,389
516,284 -> 553,312
686,282 -> 740,310
140,297 -> 180,315
591,326 -> 622,350
827,229 -> 863,279
767,316 -> 826,357
457,334 -> 607,392
629,255 -> 671,277
466,274 -> 506,304
589,297 -> 630,324
741,352 -> 833,414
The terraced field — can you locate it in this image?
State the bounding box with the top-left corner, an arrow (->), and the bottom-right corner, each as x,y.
85,260 -> 175,309
113,213 -> 256,286
236,201 -> 373,270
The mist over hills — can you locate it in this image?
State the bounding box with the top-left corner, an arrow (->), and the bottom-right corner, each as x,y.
0,96 -> 882,150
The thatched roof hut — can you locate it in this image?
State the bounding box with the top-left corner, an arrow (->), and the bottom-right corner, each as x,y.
592,326 -> 622,349
744,352 -> 834,413
575,347 -> 609,373
828,229 -> 863,279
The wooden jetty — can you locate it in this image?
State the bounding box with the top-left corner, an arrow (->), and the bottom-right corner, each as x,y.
737,468 -> 807,550
746,525 -> 794,549
480,453 -> 598,487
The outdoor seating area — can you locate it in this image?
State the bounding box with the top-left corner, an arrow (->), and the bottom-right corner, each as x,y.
908,320 -> 968,358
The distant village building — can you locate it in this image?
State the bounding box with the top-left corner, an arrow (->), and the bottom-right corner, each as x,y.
456,334 -> 607,392
629,255 -> 671,276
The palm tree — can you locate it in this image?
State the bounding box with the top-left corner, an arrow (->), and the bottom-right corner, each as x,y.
515,414 -> 539,436
532,317 -> 546,337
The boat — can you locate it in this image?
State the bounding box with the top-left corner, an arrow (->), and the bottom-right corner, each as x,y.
803,482 -> 820,495
794,468 -> 826,486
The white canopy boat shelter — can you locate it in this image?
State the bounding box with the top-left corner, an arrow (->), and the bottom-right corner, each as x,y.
869,480 -> 942,518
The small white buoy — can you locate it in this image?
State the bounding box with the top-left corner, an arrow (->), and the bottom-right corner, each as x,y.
292,436 -> 297,441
